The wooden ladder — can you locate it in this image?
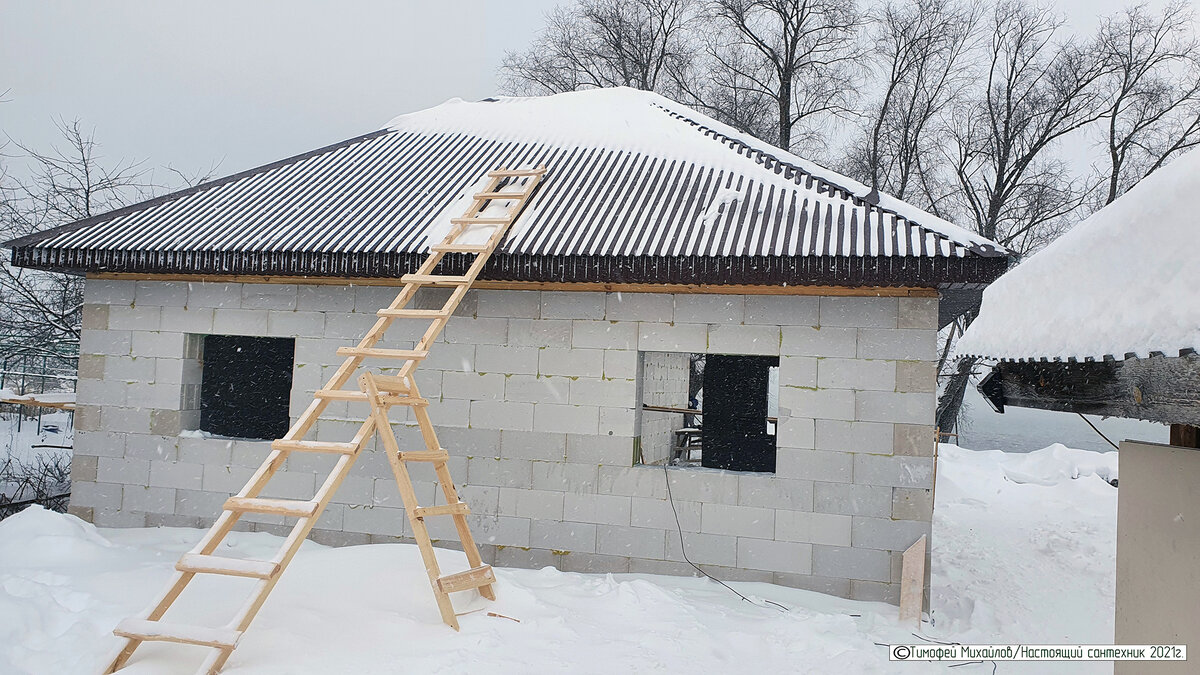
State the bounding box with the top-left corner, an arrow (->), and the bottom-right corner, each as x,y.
105,166 -> 547,674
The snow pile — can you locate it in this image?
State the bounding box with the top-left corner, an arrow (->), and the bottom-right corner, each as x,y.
385,88 -> 1000,252
997,443 -> 1117,486
0,442 -> 1118,674
958,148 -> 1200,360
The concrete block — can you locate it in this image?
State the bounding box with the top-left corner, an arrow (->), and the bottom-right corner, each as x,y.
637,323 -> 706,353
856,391 -> 935,424
533,404 -> 599,435
563,492 -> 632,526
857,328 -> 936,361
531,461 -> 599,492
812,544 -> 891,582
498,487 -> 565,520
80,329 -> 132,357
776,448 -> 854,483
78,354 -> 106,381
569,377 -> 636,407
109,304 -> 161,331
146,513 -> 205,529
598,465 -> 667,499
775,416 -> 815,450
477,345 -> 539,375
469,400 -> 533,430
76,378 -> 127,407
101,407 -> 151,435
631,496 -> 701,531
777,386 -> 854,421
93,508 -> 147,528
467,457 -> 533,489
817,358 -> 896,391
539,348 -> 603,378
696,564 -> 773,583
665,530 -> 737,566
814,482 -> 894,517
443,317 -> 508,345
74,405 -> 101,432
504,375 -> 569,404
150,409 -> 184,436
458,484 -> 500,515
500,430 -> 566,461
674,295 -> 744,324
567,434 -> 634,465
72,455 -> 99,483
321,312 -> 378,341
599,406 -> 637,436
815,420 -> 893,454
295,284 -> 354,311
466,515 -> 530,548
852,453 -> 933,489
665,468 -> 739,505
508,319 -> 572,348
596,524 -> 667,559
772,573 -> 851,598
745,295 -> 819,325
97,454 -> 150,480
542,291 -> 605,320
212,308 -> 269,335
850,580 -> 899,604
74,430 -> 125,458
435,426 -> 501,457
84,279 -> 135,305
571,320 -> 637,350
267,310 -> 325,338
530,516 -> 595,550
895,361 -> 936,393
122,485 -> 176,514
81,304 -> 109,331
780,326 -> 856,358
494,546 -> 559,570
893,424 -> 935,457
124,434 -> 179,461
819,296 -> 897,328
779,356 -> 817,387
201,464 -> 254,494
737,537 -> 812,574
159,306 -> 214,334
342,505 -> 408,537
851,516 -> 932,552
105,354 -> 157,383
442,371 -> 506,400
606,293 -> 673,322
71,480 -> 122,510
629,559 -> 700,577
604,350 -> 639,379
707,323 -> 780,355
125,382 -> 182,410
174,488 -> 230,517
241,284 -> 297,310
898,297 -> 938,330
476,290 -> 541,318
775,510 -> 852,546
700,503 -> 774,539
134,281 -> 189,307
737,475 -> 814,511
892,488 -> 934,521
560,552 -> 631,574
131,331 -> 186,359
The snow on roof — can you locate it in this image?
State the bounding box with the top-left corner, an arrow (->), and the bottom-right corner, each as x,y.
385,88 -> 1002,253
957,148 -> 1200,361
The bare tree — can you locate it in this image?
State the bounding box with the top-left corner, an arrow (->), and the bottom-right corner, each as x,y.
685,0 -> 865,152
501,0 -> 699,95
841,0 -> 980,209
1095,1 -> 1200,205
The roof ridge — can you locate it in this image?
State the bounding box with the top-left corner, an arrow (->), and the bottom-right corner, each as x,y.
3,129 -> 394,250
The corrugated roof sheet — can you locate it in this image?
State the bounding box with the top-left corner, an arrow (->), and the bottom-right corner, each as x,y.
8,88 -> 1007,284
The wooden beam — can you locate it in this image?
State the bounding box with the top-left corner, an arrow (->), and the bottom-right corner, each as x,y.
1170,424 -> 1200,448
88,272 -> 938,297
980,355 -> 1200,427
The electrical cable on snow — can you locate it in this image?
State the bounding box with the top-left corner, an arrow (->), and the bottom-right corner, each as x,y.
661,462 -> 789,612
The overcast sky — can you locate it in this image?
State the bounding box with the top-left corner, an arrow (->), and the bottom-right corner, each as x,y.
0,0 -> 1182,183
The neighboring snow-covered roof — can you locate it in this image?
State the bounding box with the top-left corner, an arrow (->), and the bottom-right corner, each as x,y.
958,148 -> 1200,361
8,88 -> 1006,286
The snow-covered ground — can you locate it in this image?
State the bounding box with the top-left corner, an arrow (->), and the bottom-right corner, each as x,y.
0,442 -> 1118,674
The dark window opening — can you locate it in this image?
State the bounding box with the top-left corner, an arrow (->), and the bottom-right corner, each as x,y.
200,335 -> 295,440
638,352 -> 778,473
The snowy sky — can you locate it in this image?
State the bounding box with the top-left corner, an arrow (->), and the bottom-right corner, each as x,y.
0,0 -> 1187,182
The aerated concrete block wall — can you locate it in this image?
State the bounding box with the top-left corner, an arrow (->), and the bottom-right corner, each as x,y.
638,351 -> 690,465
70,278 -> 938,603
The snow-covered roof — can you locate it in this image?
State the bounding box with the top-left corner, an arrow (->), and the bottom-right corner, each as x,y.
8,88 -> 1006,286
957,148 -> 1200,361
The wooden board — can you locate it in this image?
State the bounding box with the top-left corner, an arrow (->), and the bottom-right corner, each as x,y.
899,535 -> 927,628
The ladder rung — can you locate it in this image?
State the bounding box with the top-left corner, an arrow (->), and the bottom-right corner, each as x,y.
413,502 -> 470,518
400,274 -> 472,286
398,449 -> 450,462
114,618 -> 241,650
224,497 -> 319,518
368,374 -> 410,393
430,243 -> 490,254
377,308 -> 451,319
473,191 -> 524,200
271,439 -> 359,455
314,389 -> 428,406
336,347 -> 429,360
176,553 -> 280,580
488,168 -> 545,177
437,565 -> 496,594
450,217 -> 510,225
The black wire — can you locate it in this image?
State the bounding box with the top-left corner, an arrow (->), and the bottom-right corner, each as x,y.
662,462 -> 788,612
1076,413 -> 1119,450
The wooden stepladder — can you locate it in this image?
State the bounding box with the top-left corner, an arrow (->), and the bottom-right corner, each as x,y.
105,166 -> 547,674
